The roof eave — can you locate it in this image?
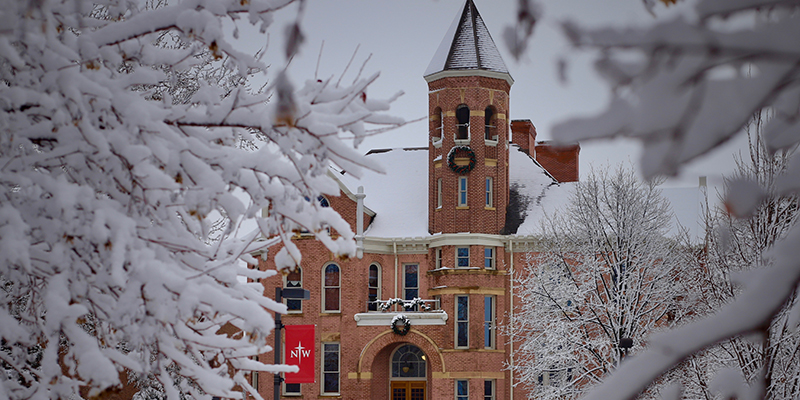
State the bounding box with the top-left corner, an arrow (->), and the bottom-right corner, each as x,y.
423,69 -> 514,86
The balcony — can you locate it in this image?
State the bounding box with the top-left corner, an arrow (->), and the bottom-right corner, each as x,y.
353,298 -> 448,327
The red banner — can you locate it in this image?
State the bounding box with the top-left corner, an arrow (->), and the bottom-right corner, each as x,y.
284,325 -> 315,383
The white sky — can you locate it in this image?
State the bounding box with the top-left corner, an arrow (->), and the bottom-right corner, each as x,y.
237,0 -> 749,190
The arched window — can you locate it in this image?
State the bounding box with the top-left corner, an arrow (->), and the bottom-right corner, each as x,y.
323,263 -> 340,312
455,104 -> 470,140
391,344 -> 427,379
285,267 -> 302,313
485,106 -> 497,140
367,263 -> 381,311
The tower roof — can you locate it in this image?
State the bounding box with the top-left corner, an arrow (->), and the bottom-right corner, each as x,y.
424,0 -> 512,84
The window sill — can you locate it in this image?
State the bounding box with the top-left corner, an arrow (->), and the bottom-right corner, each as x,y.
285,312 -> 304,317
320,312 -> 342,316
454,139 -> 470,146
484,139 -> 498,147
456,206 -> 469,210
484,206 -> 496,210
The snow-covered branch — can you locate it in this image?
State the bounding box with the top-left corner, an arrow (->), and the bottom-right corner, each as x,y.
0,0 -> 402,399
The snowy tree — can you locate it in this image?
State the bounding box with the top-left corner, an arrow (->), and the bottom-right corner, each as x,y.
511,166 -> 694,400
679,111 -> 800,400
504,0 -> 800,398
0,0 -> 401,399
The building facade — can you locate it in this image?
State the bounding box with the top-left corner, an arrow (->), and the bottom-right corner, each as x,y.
255,1 -> 579,399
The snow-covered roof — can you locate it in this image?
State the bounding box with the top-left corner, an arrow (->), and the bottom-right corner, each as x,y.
424,0 -> 511,80
337,144 -> 557,238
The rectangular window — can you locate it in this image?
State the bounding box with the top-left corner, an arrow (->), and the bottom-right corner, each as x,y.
458,176 -> 468,206
456,380 -> 469,400
435,248 -> 442,269
457,247 -> 470,268
484,296 -> 495,349
456,295 -> 469,348
485,177 -> 493,207
437,178 -> 443,208
404,264 -> 419,311
322,342 -> 339,394
284,382 -> 301,396
484,380 -> 495,400
484,247 -> 494,270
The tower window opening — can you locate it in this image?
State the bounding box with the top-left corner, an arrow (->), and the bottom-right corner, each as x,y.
456,105 -> 470,140
434,107 -> 444,140
485,106 -> 497,140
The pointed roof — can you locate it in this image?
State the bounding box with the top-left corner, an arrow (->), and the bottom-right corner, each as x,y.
424,0 -> 513,85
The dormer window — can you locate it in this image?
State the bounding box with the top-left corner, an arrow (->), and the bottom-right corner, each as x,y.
456,105 -> 470,140
485,106 -> 497,140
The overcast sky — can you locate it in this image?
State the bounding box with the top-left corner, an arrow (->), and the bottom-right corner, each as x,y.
239,0 -> 749,190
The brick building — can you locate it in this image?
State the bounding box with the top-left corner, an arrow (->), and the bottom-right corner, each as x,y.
255,1 -> 579,399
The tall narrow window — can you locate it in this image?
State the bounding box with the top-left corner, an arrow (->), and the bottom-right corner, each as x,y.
323,263 -> 340,312
484,380 -> 495,400
484,296 -> 496,349
485,177 -> 493,208
285,267 -> 303,313
437,178 -> 443,208
458,177 -> 468,207
484,247 -> 495,270
457,247 -> 470,268
456,380 -> 469,400
322,342 -> 340,394
456,295 -> 469,348
456,105 -> 469,140
368,264 -> 380,311
404,264 -> 419,311
485,106 -> 496,140
435,248 -> 443,269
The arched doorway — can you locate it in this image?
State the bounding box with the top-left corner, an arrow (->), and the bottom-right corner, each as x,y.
390,344 -> 427,400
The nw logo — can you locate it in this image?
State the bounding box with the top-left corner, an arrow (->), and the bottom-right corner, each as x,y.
290,342 -> 311,360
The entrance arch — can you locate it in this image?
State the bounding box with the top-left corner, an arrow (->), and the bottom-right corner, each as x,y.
390,344 -> 426,400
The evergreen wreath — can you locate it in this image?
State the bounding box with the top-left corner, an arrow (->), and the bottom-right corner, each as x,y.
447,146 -> 476,174
391,314 -> 411,336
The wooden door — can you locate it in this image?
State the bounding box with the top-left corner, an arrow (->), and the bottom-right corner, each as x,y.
391,381 -> 425,400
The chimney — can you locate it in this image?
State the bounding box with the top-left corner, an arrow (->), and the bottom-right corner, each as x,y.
510,120 -> 537,157
534,141 -> 581,183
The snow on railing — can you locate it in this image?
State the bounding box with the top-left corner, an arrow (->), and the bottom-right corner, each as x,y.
368,298 -> 439,313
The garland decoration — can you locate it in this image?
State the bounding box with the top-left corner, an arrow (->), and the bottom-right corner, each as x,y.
378,298 -> 432,312
391,314 -> 411,336
447,146 -> 476,174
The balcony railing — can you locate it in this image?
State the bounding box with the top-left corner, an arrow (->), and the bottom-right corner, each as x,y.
355,298 -> 448,326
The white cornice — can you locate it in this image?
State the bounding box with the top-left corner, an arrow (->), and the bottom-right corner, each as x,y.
423,69 -> 514,87
353,311 -> 448,326
361,233 -> 545,254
